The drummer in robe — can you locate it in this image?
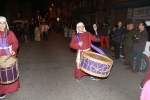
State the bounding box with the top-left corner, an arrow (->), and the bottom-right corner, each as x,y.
0,16 -> 20,99
70,22 -> 100,82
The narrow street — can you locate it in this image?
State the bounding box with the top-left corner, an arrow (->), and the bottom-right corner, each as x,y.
4,30 -> 144,100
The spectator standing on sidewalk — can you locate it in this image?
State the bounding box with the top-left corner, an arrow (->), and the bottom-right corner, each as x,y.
29,22 -> 35,41
109,26 -> 116,51
139,21 -> 150,89
41,22 -> 49,41
49,22 -> 52,32
100,22 -> 109,48
112,21 -> 124,59
68,27 -> 72,38
125,22 -> 148,73
123,23 -> 136,66
64,25 -> 68,37
120,25 -> 128,58
24,24 -> 29,42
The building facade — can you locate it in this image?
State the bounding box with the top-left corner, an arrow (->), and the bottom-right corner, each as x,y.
71,0 -> 98,26
62,0 -> 150,28
101,0 -> 150,28
3,0 -> 32,23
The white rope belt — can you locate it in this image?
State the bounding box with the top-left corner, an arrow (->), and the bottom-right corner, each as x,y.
0,45 -> 12,54
76,48 -> 90,69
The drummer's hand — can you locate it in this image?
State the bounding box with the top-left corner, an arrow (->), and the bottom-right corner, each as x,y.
95,34 -> 99,39
78,41 -> 83,46
11,51 -> 15,55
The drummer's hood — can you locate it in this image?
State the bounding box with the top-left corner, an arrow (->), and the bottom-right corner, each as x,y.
76,22 -> 86,33
0,16 -> 9,30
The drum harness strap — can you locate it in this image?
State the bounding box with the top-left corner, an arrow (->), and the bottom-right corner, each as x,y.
0,33 -> 12,55
76,48 -> 90,69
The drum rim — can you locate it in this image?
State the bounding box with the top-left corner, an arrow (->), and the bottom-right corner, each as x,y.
80,66 -> 111,78
82,51 -> 113,65
0,78 -> 19,85
0,62 -> 16,68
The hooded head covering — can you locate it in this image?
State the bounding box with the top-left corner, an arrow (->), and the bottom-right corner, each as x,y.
0,16 -> 9,30
76,22 -> 86,33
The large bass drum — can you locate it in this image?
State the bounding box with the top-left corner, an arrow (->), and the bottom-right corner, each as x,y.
80,51 -> 113,78
0,56 -> 19,84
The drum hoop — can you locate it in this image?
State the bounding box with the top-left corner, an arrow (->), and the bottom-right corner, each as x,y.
0,62 -> 16,68
82,51 -> 113,65
0,78 -> 19,85
80,66 -> 112,78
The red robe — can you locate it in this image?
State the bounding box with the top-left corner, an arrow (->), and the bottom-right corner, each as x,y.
70,32 -> 99,78
0,30 -> 20,94
142,65 -> 150,85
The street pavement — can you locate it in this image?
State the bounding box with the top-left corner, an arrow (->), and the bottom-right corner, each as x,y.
4,30 -> 145,100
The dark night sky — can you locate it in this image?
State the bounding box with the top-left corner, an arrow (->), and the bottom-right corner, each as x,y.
29,0 -> 54,16
29,0 -> 54,10
20,0 -> 54,15
1,0 -> 56,16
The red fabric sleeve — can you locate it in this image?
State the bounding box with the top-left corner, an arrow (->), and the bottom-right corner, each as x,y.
70,35 -> 80,50
7,30 -> 19,56
88,32 -> 99,42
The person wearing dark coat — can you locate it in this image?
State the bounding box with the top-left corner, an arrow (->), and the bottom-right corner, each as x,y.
29,22 -> 35,41
112,21 -> 124,59
123,23 -> 136,65
125,22 -> 148,73
109,26 -> 117,51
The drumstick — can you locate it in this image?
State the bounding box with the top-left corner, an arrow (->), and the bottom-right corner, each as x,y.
4,55 -> 13,62
94,30 -> 98,35
93,24 -> 97,35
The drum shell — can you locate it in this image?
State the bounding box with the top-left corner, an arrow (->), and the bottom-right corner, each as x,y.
80,51 -> 113,78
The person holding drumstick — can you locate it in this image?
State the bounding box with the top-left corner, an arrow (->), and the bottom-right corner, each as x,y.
70,22 -> 100,82
0,16 -> 20,99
